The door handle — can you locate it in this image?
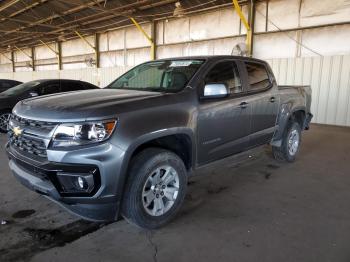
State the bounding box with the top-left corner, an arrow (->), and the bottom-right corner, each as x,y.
239,102 -> 248,109
270,97 -> 276,103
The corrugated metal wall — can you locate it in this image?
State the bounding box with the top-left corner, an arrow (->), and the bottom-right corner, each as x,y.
267,55 -> 350,126
1,55 -> 350,127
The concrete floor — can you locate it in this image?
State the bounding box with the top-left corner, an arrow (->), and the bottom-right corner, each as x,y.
1,124 -> 350,262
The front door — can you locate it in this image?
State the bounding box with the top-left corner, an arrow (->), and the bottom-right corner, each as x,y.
197,60 -> 251,165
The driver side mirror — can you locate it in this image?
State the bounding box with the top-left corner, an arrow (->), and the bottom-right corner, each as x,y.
202,83 -> 229,99
29,91 -> 39,97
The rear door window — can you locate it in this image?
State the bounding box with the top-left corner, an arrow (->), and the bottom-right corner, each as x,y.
244,62 -> 271,91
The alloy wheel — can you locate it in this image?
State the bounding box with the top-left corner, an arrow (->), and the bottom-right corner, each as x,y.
0,113 -> 11,132
288,129 -> 300,156
142,165 -> 180,216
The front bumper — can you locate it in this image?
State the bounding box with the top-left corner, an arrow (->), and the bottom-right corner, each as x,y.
6,142 -> 125,222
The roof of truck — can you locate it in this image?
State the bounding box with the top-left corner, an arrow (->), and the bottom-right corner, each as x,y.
155,55 -> 268,64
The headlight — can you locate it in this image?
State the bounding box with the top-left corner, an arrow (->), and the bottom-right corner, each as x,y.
51,120 -> 117,148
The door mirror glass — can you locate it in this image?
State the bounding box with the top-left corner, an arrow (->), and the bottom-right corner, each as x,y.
203,83 -> 229,99
29,91 -> 39,97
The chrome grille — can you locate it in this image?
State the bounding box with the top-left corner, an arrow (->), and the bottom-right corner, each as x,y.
9,133 -> 47,158
11,114 -> 56,132
8,114 -> 58,160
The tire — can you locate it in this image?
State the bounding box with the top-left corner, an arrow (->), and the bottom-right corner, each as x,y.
121,148 -> 188,229
272,121 -> 302,162
0,110 -> 12,133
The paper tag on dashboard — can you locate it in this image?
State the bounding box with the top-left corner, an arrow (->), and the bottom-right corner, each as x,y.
170,61 -> 193,67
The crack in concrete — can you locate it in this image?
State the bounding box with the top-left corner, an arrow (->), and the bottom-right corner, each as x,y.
146,231 -> 158,262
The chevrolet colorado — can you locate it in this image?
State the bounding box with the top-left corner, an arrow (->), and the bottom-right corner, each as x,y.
6,56 -> 312,229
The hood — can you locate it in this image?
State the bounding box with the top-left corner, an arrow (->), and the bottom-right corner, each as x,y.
13,89 -> 163,122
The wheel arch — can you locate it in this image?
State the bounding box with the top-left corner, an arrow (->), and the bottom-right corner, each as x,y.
272,103 -> 306,147
114,128 -> 195,214
123,128 -> 195,172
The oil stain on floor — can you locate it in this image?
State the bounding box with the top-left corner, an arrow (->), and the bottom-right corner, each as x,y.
12,210 -> 36,219
0,220 -> 108,262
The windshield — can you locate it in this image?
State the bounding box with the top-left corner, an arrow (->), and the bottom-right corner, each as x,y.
107,59 -> 204,92
1,81 -> 40,96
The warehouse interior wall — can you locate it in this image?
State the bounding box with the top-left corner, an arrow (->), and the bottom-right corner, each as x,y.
0,0 -> 349,126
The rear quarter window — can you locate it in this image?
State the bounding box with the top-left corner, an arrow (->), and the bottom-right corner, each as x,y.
245,62 -> 271,91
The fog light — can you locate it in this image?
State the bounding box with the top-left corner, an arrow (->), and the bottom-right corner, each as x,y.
57,172 -> 95,194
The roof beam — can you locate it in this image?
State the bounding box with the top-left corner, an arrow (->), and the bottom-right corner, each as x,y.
0,0 -> 48,23
0,0 -> 20,12
0,15 -> 68,30
0,0 -> 249,50
0,1 -> 102,37
0,0 -> 161,47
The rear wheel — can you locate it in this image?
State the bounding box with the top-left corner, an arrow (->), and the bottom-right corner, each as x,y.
122,148 -> 187,229
272,121 -> 301,162
0,111 -> 11,133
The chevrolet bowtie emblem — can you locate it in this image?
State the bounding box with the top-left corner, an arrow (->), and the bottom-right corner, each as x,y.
13,126 -> 23,136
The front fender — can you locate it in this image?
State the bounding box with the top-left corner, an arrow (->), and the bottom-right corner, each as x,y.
113,127 -> 196,215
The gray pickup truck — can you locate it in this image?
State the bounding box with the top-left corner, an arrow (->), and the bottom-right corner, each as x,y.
6,56 -> 312,229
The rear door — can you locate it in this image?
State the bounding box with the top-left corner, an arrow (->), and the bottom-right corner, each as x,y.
197,60 -> 251,165
242,61 -> 280,147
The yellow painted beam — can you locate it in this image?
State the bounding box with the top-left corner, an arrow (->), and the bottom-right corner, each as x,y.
130,17 -> 152,43
74,30 -> 96,51
74,31 -> 100,68
232,0 -> 253,56
232,0 -> 250,31
130,17 -> 155,60
39,40 -> 59,56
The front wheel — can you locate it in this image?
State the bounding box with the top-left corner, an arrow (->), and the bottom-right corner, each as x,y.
272,121 -> 302,162
0,111 -> 11,133
121,148 -> 188,229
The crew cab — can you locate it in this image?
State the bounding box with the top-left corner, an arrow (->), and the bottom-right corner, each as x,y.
6,56 -> 312,229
